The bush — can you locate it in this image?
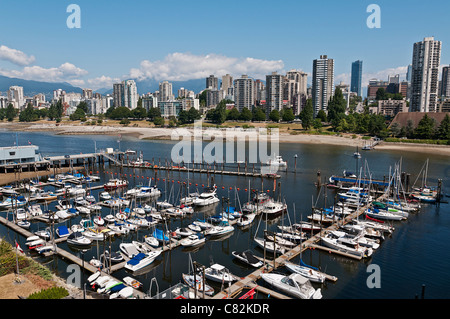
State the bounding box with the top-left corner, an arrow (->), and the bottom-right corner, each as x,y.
27,287 -> 69,299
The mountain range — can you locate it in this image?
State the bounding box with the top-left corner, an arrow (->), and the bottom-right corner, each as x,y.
0,75 -> 208,99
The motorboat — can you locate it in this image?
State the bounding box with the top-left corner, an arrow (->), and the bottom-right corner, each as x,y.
236,213 -> 256,227
285,260 -> 326,283
124,250 -> 161,272
102,250 -> 124,263
27,204 -> 43,217
321,233 -> 372,258
187,223 -> 202,233
56,225 -> 70,238
68,185 -> 86,196
35,229 -> 51,240
174,227 -> 195,237
204,264 -> 239,283
104,179 -> 128,190
205,221 -> 234,237
36,245 -> 56,255
123,276 -> 143,289
83,227 -> 111,241
231,250 -> 263,268
120,243 -> 140,258
17,219 -> 31,229
0,196 -> 27,210
192,219 -> 213,230
100,192 -> 112,201
67,232 -> 92,247
93,215 -> 105,226
266,154 -> 287,167
104,214 -> 116,223
182,273 -> 214,296
144,235 -> 159,248
260,273 -> 322,299
180,233 -> 206,247
108,222 -> 130,235
192,186 -> 220,207
262,201 -> 287,215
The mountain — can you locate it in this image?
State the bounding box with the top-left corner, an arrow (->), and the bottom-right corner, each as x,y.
0,75 -> 84,99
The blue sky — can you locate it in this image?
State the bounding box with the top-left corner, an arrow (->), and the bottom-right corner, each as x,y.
0,0 -> 448,91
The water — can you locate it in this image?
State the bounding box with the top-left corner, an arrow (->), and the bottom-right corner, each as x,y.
0,130 -> 449,299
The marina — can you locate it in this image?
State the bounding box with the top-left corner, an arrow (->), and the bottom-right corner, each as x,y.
0,131 -> 448,300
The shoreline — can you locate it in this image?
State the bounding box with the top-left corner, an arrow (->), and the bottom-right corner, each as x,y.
1,122 -> 449,156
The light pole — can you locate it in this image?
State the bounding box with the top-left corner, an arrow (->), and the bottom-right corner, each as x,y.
294,154 -> 298,173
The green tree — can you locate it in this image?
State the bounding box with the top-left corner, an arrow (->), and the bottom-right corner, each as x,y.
187,107 -> 201,122
132,106 -> 147,119
316,109 -> 327,122
282,108 -> 295,122
268,109 -> 280,122
147,107 -> 161,121
299,100 -> 313,129
327,88 -> 347,129
77,101 -> 88,113
252,107 -> 266,122
177,110 -> 190,125
227,107 -> 241,121
69,107 -> 87,121
313,118 -> 322,130
368,114 -> 387,136
239,107 -> 252,121
109,106 -> 131,120
414,114 -> 436,139
405,119 -> 414,139
19,104 -> 39,122
389,122 -> 401,137
436,114 -> 450,140
0,108 -> 6,120
5,103 -> 17,122
153,117 -> 165,126
375,88 -> 388,101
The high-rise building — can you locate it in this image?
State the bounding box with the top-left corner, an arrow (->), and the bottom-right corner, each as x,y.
82,88 -> 93,99
234,75 -> 254,111
113,80 -> 138,109
159,81 -> 174,102
350,60 -> 363,97
265,72 -> 284,113
406,64 -> 413,83
283,69 -> 308,115
312,55 -> 334,116
206,75 -> 219,90
221,74 -> 233,93
7,86 -> 24,109
440,66 -> 450,98
410,37 -> 442,112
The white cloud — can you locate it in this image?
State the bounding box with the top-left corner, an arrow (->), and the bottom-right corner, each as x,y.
87,75 -> 121,90
0,62 -> 88,83
0,45 -> 35,66
129,52 -> 285,81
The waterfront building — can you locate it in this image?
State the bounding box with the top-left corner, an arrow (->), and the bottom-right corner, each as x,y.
0,145 -> 41,165
206,75 -> 219,90
159,81 -> 174,102
113,80 -> 138,109
440,66 -> 450,98
410,37 -> 442,112
7,86 -> 24,109
369,99 -> 409,117
266,72 -> 284,113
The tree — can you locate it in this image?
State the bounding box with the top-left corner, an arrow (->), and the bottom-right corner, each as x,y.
368,114 -> 387,136
77,101 -> 88,113
69,107 -> 87,121
109,106 -> 131,120
375,88 -> 388,101
405,119 -> 414,139
313,118 -> 322,130
327,88 -> 347,128
227,107 -> 241,121
239,107 -> 252,121
389,122 -> 401,137
198,90 -> 208,108
147,107 -> 161,121
6,103 -> 16,122
268,109 -> 280,122
177,110 -> 190,125
299,100 -> 313,129
187,107 -> 201,122
252,107 -> 266,122
19,104 -> 39,122
153,117 -> 165,126
414,114 -> 436,139
436,114 -> 450,140
132,106 -> 147,119
281,108 -> 295,122
316,109 -> 327,122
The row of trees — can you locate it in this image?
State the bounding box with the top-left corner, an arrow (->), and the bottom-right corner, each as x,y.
389,114 -> 450,140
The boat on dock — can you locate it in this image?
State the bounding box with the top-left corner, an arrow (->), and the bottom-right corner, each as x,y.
260,273 -> 322,299
204,264 -> 239,283
232,250 -> 263,268
124,250 -> 161,272
284,260 -> 326,283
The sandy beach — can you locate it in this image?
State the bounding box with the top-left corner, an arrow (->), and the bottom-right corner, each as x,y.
1,122 -> 449,156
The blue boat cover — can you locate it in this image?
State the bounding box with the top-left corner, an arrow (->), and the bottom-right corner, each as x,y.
300,259 -> 319,270
109,283 -> 126,293
68,208 -> 77,214
57,226 -> 69,235
127,253 -> 146,266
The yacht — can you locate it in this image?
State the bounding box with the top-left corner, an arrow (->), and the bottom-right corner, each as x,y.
260,273 -> 322,299
104,179 -> 128,190
124,250 -> 161,272
192,186 -> 220,207
266,154 -> 287,167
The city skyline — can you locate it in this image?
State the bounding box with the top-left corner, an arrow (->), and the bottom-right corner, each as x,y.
0,1 -> 448,92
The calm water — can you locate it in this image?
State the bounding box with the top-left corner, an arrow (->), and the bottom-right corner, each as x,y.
0,130 -> 449,299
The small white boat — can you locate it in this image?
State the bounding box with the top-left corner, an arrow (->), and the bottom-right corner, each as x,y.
108,222 -> 130,235
187,223 -> 202,232
100,192 -> 112,201
123,276 -> 143,289
36,245 -> 56,255
174,227 -> 195,237
260,273 -> 322,299
204,264 -> 239,283
205,221 -> 234,237
67,232 -> 92,247
120,243 -> 141,258
192,186 -> 220,207
266,154 -> 287,167
17,219 -> 31,229
93,215 -> 105,226
180,234 -> 206,247
144,235 -> 159,248
236,213 -> 256,227
124,250 -> 161,272
27,204 -> 43,217
285,261 -> 326,283
56,225 -> 70,238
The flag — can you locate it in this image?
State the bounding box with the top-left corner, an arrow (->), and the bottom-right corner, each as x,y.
28,140 -> 31,145
15,240 -> 23,253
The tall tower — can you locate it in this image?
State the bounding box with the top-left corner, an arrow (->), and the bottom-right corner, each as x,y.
350,60 -> 363,97
233,75 -> 254,111
265,72 -> 284,112
410,37 -> 441,112
312,55 -> 334,116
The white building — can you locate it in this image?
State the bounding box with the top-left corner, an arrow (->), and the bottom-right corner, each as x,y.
142,94 -> 158,111
7,86 -> 24,109
234,75 -> 254,111
266,72 -> 284,112
159,81 -> 174,102
312,55 -> 334,116
112,80 -> 138,109
410,37 -> 441,112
